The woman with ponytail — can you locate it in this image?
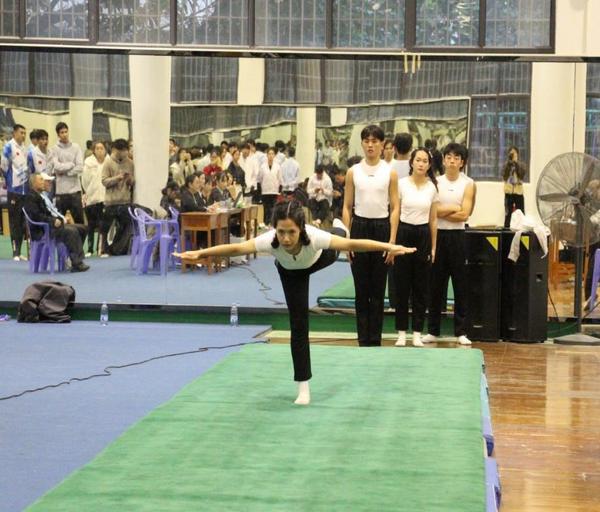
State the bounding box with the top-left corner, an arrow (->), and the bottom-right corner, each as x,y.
392,148 -> 439,348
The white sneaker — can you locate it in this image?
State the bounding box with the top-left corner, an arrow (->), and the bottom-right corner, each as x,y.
332,218 -> 349,238
13,256 -> 20,262
412,332 -> 424,347
422,334 -> 438,344
458,335 -> 472,346
100,253 -> 109,258
85,252 -> 92,258
394,331 -> 406,347
19,255 -> 28,261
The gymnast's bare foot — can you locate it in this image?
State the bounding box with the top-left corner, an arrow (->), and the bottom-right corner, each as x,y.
294,380 -> 310,405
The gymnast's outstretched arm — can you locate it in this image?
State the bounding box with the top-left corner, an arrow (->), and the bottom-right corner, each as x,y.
174,239 -> 257,260
328,235 -> 415,257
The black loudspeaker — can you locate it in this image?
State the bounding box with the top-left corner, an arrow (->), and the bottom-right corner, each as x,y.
465,229 -> 502,341
501,230 -> 548,343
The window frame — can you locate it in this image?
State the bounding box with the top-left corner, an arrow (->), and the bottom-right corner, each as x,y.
0,0 -> 555,54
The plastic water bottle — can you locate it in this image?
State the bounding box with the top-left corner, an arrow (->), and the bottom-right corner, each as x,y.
230,303 -> 238,327
100,301 -> 109,326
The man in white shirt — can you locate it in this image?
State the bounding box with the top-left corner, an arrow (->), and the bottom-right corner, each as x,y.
424,142 -> 476,346
28,129 -> 50,175
307,165 -> 333,226
280,147 -> 300,196
1,124 -> 29,260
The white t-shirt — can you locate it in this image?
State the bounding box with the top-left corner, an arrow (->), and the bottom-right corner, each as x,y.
253,224 -> 332,270
391,159 -> 410,180
398,177 -> 439,225
437,172 -> 474,230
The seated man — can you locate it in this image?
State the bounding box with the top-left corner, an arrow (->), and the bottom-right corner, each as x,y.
24,173 -> 89,272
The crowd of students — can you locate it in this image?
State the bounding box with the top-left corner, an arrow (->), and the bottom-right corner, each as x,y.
0,122 -> 138,268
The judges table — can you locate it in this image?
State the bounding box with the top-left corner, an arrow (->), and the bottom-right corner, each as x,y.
180,205 -> 258,274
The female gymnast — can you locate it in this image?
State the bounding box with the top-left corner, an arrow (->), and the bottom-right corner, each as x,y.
175,200 -> 415,405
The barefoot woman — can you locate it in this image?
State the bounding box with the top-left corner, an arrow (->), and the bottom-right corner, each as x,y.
175,200 -> 415,405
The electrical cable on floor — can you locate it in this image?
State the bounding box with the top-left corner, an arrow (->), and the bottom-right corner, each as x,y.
0,340 -> 267,402
233,264 -> 285,306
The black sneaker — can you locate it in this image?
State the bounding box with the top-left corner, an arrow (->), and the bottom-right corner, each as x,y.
71,263 -> 90,273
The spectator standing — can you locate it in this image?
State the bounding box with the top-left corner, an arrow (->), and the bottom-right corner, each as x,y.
502,145 -> 526,227
331,168 -> 346,219
100,139 -> 134,257
258,147 -> 282,226
280,147 -> 300,196
51,122 -> 84,224
1,124 -> 29,260
81,141 -> 107,256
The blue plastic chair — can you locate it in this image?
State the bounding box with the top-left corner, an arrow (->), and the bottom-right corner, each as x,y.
22,208 -> 69,274
167,206 -> 182,253
127,207 -> 142,270
134,208 -> 176,275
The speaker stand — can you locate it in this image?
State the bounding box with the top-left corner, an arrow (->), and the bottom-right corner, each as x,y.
554,333 -> 600,345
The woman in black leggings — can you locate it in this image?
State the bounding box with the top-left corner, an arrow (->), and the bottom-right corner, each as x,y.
175,200 -> 415,406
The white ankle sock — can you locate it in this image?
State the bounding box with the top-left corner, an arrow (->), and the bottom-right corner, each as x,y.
294,380 -> 310,405
412,332 -> 424,347
395,331 -> 406,347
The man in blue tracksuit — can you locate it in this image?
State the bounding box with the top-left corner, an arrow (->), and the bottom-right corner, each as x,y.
1,124 -> 29,260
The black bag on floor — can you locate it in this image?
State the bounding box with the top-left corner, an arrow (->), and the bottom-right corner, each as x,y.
107,203 -> 153,256
18,281 -> 76,323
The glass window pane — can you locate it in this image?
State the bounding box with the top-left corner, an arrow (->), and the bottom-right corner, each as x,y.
109,55 -> 131,98
0,0 -> 18,37
178,0 -> 247,46
403,60 -> 443,100
355,61 -> 371,104
587,63 -> 600,95
255,0 -> 326,47
416,0 -> 479,47
33,52 -> 72,97
26,0 -> 87,39
441,61 -> 474,97
324,60 -> 355,105
172,56 -> 211,103
498,62 -> 531,94
211,57 -> 238,103
0,51 -> 30,94
332,0 -> 405,49
296,60 -> 321,103
497,97 -> 529,177
472,62 -> 498,95
316,107 -> 330,126
72,54 -> 109,98
92,113 -> 111,141
470,97 -> 529,181
586,97 -> 600,160
470,98 -> 498,180
370,60 -> 403,103
264,59 -> 296,103
171,56 -> 238,103
100,0 -> 170,44
486,0 -> 551,48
